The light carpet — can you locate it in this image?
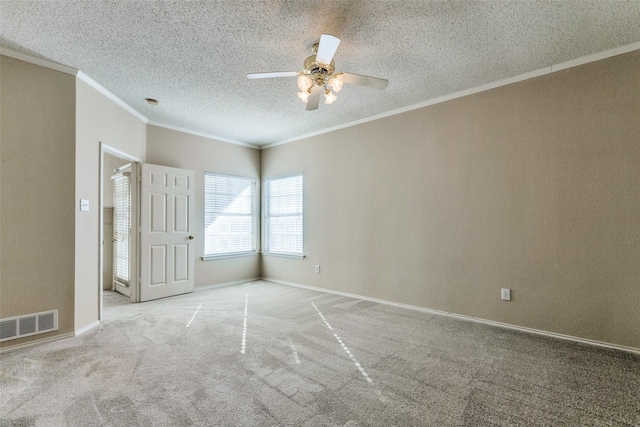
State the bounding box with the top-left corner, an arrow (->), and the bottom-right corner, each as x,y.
1,280 -> 639,426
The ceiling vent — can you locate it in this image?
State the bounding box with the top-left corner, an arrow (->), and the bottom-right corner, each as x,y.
0,310 -> 58,342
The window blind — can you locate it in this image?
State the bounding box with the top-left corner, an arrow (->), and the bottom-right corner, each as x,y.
204,173 -> 255,256
265,174 -> 303,255
112,172 -> 131,284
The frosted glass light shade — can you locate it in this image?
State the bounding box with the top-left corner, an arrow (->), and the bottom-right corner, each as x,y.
332,75 -> 344,93
297,91 -> 309,102
324,90 -> 337,104
297,75 -> 312,91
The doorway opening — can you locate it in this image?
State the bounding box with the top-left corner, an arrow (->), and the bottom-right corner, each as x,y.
99,143 -> 141,321
100,145 -> 197,320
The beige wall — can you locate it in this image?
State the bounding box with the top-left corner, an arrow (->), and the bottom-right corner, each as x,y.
75,79 -> 146,330
2,49 -> 638,352
261,50 -> 640,349
0,56 -> 76,347
146,125 -> 261,287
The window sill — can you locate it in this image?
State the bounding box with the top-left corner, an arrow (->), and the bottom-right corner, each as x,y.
202,252 -> 258,261
262,252 -> 305,260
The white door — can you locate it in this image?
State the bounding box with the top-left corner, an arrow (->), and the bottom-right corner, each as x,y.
140,163 -> 195,302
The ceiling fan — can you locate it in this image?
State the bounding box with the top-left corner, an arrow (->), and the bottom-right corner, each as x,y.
247,34 -> 388,111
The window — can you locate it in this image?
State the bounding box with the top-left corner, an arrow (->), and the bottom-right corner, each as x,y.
264,174 -> 303,257
112,169 -> 131,284
204,173 -> 256,258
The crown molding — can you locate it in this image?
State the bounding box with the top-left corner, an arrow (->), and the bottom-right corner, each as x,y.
5,40 -> 639,151
262,66 -> 550,150
0,46 -> 77,75
147,121 -> 259,150
1,47 -> 149,124
76,71 -> 148,123
262,40 -> 640,150
1,47 -> 250,147
551,40 -> 640,72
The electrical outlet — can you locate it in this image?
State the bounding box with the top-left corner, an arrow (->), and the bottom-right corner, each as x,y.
501,288 -> 511,301
80,199 -> 89,212
315,265 -> 320,274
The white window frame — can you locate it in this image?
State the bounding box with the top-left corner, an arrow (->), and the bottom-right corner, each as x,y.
263,173 -> 304,259
112,167 -> 132,285
203,172 -> 257,260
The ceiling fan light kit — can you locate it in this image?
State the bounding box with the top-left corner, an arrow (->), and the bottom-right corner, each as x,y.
324,89 -> 337,105
297,90 -> 310,102
328,75 -> 343,93
297,74 -> 313,91
248,34 -> 388,111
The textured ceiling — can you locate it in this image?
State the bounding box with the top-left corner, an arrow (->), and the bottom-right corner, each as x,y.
1,1 -> 640,146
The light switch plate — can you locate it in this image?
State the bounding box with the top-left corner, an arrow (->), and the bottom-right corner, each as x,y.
501,288 -> 511,301
80,199 -> 89,211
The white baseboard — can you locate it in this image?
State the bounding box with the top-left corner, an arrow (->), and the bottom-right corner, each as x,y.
0,332 -> 76,354
1,320 -> 102,354
75,320 -> 102,336
195,277 -> 261,292
262,277 -> 640,356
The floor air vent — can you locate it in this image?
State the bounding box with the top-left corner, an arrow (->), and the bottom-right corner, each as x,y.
0,310 -> 58,342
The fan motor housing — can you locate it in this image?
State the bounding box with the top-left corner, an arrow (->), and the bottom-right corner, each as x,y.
303,55 -> 335,76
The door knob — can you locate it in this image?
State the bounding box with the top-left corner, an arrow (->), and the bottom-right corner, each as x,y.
188,235 -> 194,240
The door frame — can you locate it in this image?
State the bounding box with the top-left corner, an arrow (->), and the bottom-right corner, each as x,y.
99,142 -> 142,321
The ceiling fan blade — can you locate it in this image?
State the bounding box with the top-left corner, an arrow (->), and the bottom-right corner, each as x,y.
247,71 -> 297,79
340,72 -> 388,90
306,86 -> 322,111
315,34 -> 341,65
